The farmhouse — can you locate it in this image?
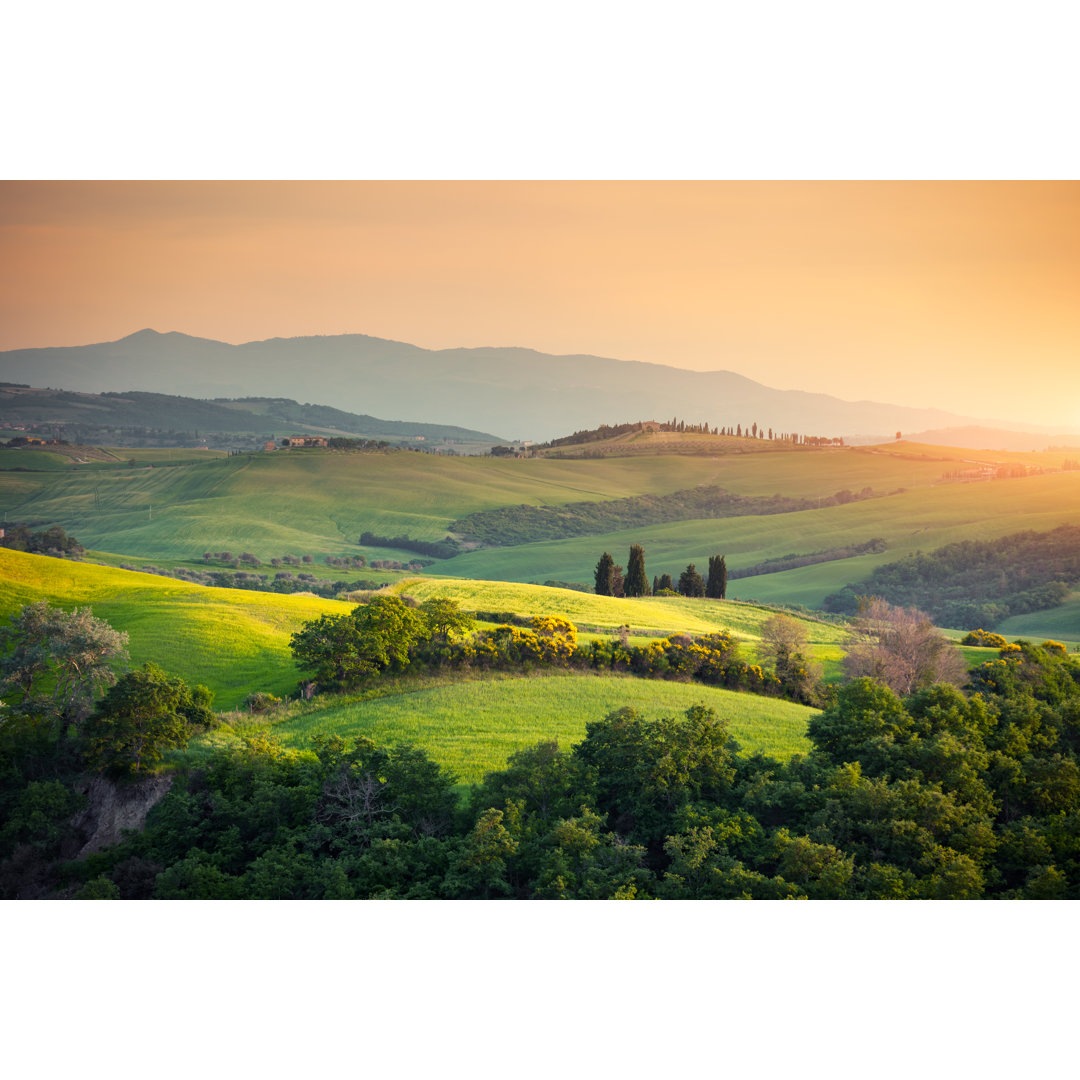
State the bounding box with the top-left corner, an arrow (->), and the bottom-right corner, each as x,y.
284,436 -> 329,448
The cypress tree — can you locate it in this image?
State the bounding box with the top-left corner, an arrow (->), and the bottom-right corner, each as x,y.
594,552 -> 615,596
706,554 -> 728,599
678,564 -> 706,598
625,544 -> 649,597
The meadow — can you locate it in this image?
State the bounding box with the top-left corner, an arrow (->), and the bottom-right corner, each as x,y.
0,440 -> 1001,562
5,442 -> 1075,643
0,548 -> 348,708
202,671 -> 818,784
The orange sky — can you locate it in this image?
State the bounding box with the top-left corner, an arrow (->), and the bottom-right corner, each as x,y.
1,181 -> 1078,428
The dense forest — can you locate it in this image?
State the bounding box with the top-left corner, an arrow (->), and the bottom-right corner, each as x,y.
824,525 -> 1080,629
2,594 -> 1078,899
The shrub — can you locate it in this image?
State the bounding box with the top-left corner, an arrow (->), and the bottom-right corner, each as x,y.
961,629 -> 1010,649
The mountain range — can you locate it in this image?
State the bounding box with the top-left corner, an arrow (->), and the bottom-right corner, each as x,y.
1,329 -> 1072,445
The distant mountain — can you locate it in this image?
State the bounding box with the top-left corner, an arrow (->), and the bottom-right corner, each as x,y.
890,426 -> 1080,453
0,385 -> 506,447
0,328 -> 1056,443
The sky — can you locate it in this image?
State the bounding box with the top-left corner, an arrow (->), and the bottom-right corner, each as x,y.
2,180 -> 1077,430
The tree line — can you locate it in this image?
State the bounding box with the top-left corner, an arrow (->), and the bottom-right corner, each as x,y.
824,524 -> 1080,629
287,592 -> 823,705
535,418 -> 846,450
449,485 -> 879,547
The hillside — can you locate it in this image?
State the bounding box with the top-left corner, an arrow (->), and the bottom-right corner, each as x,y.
0,328 -> 1037,443
0,384 -> 505,450
2,439 -> 1079,645
0,550 -> 834,776
0,547 -> 348,708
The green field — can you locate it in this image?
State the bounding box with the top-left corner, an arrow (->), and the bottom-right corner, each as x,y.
433,472 -> 1080,610
394,575 -> 847,641
996,591 -> 1080,645
0,548 -> 348,708
205,671 -> 817,784
0,441 -> 1026,563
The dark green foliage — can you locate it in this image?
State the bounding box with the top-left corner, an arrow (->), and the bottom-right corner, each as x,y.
594,552 -> 615,596
451,485 -> 879,546
0,525 -> 84,558
706,554 -> 727,599
82,662 -> 213,776
678,564 -> 706,598
358,531 -> 460,559
3,595 -> 1078,899
624,544 -> 649,597
574,705 -> 739,858
729,538 -> 887,580
290,595 -> 430,688
823,524 -> 1080,628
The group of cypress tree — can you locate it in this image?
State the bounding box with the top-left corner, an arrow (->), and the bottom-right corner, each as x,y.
595,546 -> 727,599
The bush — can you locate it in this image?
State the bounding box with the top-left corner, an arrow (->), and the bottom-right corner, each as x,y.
244,691 -> 283,714
961,629 -> 1010,649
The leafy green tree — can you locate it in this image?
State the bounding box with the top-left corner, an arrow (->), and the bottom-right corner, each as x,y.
0,601 -> 129,730
82,662 -> 213,776
290,595 -> 429,687
418,597 -> 476,645
624,544 -> 650,597
705,555 -> 727,599
594,552 -> 615,596
678,564 -> 706,598
573,705 -> 738,855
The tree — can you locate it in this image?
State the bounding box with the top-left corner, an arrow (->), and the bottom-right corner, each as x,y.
624,544 -> 649,597
678,564 -> 705,598
0,602 -> 129,730
759,613 -> 822,702
655,573 -> 674,593
594,552 -> 615,596
842,597 -> 969,695
82,662 -> 213,775
418,597 -> 475,645
290,595 -> 429,688
705,555 -> 727,599
611,564 -> 625,598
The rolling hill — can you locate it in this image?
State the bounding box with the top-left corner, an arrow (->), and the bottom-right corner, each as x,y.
0,384 -> 505,450
0,328 -> 1051,444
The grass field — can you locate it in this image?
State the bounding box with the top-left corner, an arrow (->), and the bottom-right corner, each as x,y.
996,591 -> 1080,645
433,471 -> 1080,611
394,575 -> 847,642
0,440 -> 1037,563
0,548 -> 349,708
201,671 -> 818,784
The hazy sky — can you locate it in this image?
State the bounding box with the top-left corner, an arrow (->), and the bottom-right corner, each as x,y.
2,181 -> 1077,429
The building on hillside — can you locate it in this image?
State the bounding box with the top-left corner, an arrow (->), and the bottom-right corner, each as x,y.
264,441 -> 277,451
286,436 -> 328,448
